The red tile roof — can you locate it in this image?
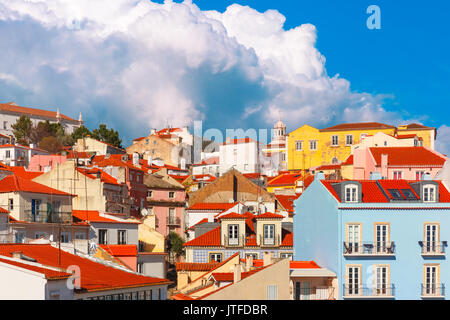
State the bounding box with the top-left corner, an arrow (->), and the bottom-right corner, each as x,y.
369,147 -> 446,167
176,262 -> 220,272
76,168 -> 120,186
100,245 -> 138,257
268,173 -> 303,187
315,164 -> 341,171
91,154 -> 144,172
219,212 -> 248,220
319,122 -> 395,132
183,227 -> 221,247
398,123 -> 435,130
0,256 -> 72,280
0,207 -> 8,213
0,102 -> 78,122
66,151 -> 93,159
222,138 -> 257,145
191,174 -> 216,182
0,175 -> 73,196
0,244 -> 170,291
210,266 -> 269,282
254,212 -> 284,219
72,210 -> 140,224
275,194 -> 301,214
192,157 -> 219,166
342,155 -> 354,166
290,261 -> 321,269
188,203 -> 238,211
243,173 -> 265,180
8,166 -> 44,179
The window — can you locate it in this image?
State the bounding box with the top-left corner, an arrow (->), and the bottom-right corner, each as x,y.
331,135 -> 339,146
280,253 -> 293,259
346,224 -> 361,253
74,233 -> 85,240
344,185 -> 358,202
331,157 -> 339,164
118,230 -> 127,244
424,223 -> 440,254
168,208 -> 176,225
423,265 -> 440,296
346,266 -> 361,295
146,139 -> 149,145
35,232 -> 47,239
416,171 -> 425,180
423,185 -> 436,202
266,285 -> 278,300
3,121 -> 7,129
98,229 -> 108,245
228,224 -> 239,245
31,199 -> 41,222
8,199 -> 13,211
244,164 -> 249,171
51,200 -> 61,213
137,263 -> 144,274
374,265 -> 389,296
346,135 -> 353,145
393,171 -> 402,180
129,172 -> 134,181
309,140 -> 317,151
209,253 -> 223,263
245,253 -> 259,260
295,140 -> 303,151
61,232 -> 70,243
5,150 -> 10,158
375,224 -> 390,253
147,191 -> 153,198
168,191 -> 175,199
15,231 -> 26,243
263,224 -> 275,245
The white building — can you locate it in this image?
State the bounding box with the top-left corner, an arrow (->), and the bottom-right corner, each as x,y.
191,156 -> 220,177
0,144 -> 50,167
219,138 -> 262,176
0,102 -> 83,137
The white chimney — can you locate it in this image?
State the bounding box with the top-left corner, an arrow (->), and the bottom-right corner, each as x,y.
132,153 -> 139,166
151,129 -> 156,135
263,251 -> 273,267
246,255 -> 254,271
147,156 -> 153,166
30,143 -> 36,149
233,264 -> 242,283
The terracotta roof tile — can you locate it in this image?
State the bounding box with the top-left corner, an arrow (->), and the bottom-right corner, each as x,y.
100,245 -> 138,257
320,122 -> 395,132
369,147 -> 446,166
0,175 -> 72,196
0,102 -> 78,122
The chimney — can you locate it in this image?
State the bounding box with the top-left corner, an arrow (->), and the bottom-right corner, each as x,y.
233,264 -> 242,283
11,252 -> 22,259
246,255 -> 254,271
180,158 -> 186,170
369,171 -> 382,180
263,251 -> 273,267
151,129 -> 156,135
315,171 -> 325,181
381,154 -> 388,178
132,153 -> 139,166
30,143 -> 36,149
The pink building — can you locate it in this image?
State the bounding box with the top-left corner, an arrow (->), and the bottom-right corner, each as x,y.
144,170 -> 186,238
28,155 -> 67,172
353,146 -> 447,180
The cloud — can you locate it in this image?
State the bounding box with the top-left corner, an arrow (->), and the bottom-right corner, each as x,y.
0,0 -> 424,145
436,125 -> 450,156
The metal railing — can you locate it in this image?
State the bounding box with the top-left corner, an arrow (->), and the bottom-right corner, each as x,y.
343,284 -> 395,298
419,241 -> 447,255
223,235 -> 245,247
260,234 -> 281,247
166,216 -> 181,226
343,242 -> 395,255
294,287 -> 335,300
24,210 -> 72,224
421,284 -> 445,297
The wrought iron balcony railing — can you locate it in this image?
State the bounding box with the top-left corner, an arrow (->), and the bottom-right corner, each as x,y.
166,216 -> 181,227
421,284 -> 445,298
294,287 -> 335,300
343,242 -> 395,255
223,235 -> 245,247
260,234 -> 281,247
419,241 -> 447,255
343,284 -> 395,298
24,210 -> 72,224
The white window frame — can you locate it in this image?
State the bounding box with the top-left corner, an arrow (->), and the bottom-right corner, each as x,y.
228,224 -> 239,246
393,171 -> 402,180
345,184 -> 358,202
309,140 -> 317,151
118,230 -> 127,245
331,135 -> 339,146
295,140 -> 303,151
423,185 -> 437,202
346,134 -> 353,146
263,224 -> 275,245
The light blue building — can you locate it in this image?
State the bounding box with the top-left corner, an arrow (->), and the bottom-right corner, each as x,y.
294,172 -> 450,300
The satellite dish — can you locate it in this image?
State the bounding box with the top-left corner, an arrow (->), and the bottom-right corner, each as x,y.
141,208 -> 149,217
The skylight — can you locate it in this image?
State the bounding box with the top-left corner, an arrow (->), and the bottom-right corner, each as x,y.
388,189 -> 404,200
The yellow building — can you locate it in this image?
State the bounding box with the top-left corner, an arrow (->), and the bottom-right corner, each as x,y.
287,122 -> 435,171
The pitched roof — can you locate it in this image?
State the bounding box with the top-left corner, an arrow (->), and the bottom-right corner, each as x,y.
0,175 -> 73,196
76,168 -> 120,186
176,262 -> 220,272
0,244 -> 170,291
0,256 -> 72,280
342,154 -> 354,166
8,166 -> 44,179
187,203 -> 238,211
275,194 -> 301,214
192,157 -> 219,166
398,123 -> 435,130
0,102 -> 78,122
319,122 -> 396,132
254,212 -> 284,219
72,210 -> 140,224
219,212 -> 248,220
289,261 -> 321,269
315,164 -> 341,171
99,245 -> 138,257
369,147 -> 446,167
268,173 -> 303,187
183,227 -> 221,247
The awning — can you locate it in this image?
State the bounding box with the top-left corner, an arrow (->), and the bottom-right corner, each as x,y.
290,268 -> 336,278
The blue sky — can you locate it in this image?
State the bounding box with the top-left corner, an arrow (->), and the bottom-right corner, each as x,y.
0,0 -> 449,150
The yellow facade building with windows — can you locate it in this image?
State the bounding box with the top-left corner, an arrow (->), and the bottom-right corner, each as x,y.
287,122 -> 436,171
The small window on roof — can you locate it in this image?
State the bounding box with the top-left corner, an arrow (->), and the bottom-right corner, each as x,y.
388,189 -> 404,200
401,189 -> 417,200
344,184 -> 358,202
423,185 -> 437,202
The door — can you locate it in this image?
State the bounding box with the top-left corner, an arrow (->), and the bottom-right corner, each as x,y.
31,199 -> 41,222
347,224 -> 361,253
375,224 -> 389,253
375,266 -> 388,295
425,266 -> 438,295
425,224 -> 438,253
347,266 -> 361,295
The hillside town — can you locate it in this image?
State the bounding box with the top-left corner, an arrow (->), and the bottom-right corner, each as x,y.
0,101 -> 449,301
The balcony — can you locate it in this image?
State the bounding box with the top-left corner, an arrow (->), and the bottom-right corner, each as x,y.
419,241 -> 447,256
166,216 -> 181,227
421,284 -> 445,299
343,242 -> 395,257
294,287 -> 335,300
223,235 -> 245,247
260,234 -> 281,247
343,285 -> 395,299
24,210 -> 72,224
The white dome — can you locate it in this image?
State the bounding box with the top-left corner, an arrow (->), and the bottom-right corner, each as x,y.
274,120 -> 286,129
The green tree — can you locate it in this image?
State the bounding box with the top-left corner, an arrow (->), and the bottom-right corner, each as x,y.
167,231 -> 185,261
39,136 -> 63,153
92,124 -> 122,148
11,116 -> 33,145
71,125 -> 92,141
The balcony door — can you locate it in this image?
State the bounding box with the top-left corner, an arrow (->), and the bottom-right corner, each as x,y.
425,224 -> 439,253
347,266 -> 361,295
375,224 -> 389,253
294,281 -> 311,300
31,199 -> 41,222
425,265 -> 438,295
347,224 -> 361,253
263,224 -> 275,245
228,224 -> 239,246
375,266 -> 389,295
